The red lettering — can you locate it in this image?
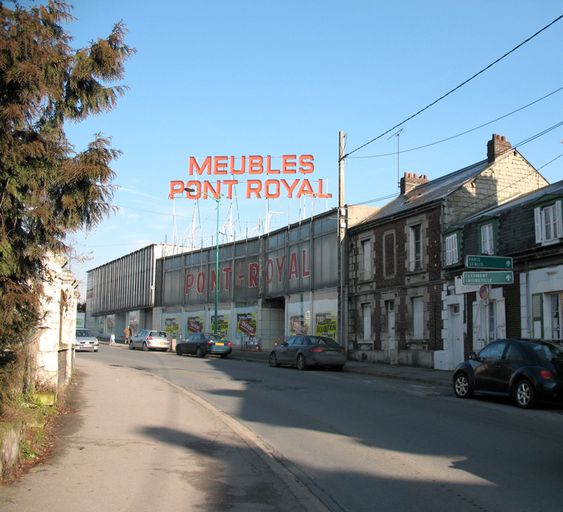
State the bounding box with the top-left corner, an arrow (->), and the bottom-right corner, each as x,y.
296,179 -> 314,198
299,154 -> 314,174
223,180 -> 238,199
211,269 -> 216,291
197,272 -> 205,293
265,156 -> 280,174
185,181 -> 202,198
315,178 -> 332,199
280,179 -> 299,198
266,259 -> 274,283
276,256 -> 285,281
169,180 -> 185,199
246,180 -> 262,198
249,263 -> 259,288
223,266 -> 232,291
203,181 -> 220,199
230,156 -> 246,174
184,273 -> 194,294
248,155 -> 263,174
264,180 -> 280,199
289,252 -> 298,280
189,156 -> 212,176
302,250 -> 311,278
282,155 -> 297,174
214,156 -> 228,175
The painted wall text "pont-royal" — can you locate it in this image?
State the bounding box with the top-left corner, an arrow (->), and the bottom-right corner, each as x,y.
168,154 -> 332,200
184,250 -> 311,294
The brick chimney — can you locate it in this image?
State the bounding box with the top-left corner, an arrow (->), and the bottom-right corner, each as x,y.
400,171 -> 429,195
487,134 -> 512,163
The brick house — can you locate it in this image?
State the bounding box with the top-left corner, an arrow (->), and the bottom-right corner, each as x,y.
347,134 -> 547,369
443,180 -> 563,366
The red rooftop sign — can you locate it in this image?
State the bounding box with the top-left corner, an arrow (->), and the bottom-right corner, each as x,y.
169,154 -> 332,200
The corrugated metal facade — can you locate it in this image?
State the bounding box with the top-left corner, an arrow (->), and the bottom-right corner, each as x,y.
87,244 -> 163,315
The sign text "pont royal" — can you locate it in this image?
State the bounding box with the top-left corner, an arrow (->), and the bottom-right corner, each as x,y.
169,154 -> 332,200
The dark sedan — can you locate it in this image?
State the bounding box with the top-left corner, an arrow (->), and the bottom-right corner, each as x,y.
453,339 -> 563,408
268,335 -> 346,371
175,332 -> 211,358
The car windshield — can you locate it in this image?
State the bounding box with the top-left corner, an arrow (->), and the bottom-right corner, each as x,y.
532,342 -> 563,362
76,330 -> 91,337
307,336 -> 340,347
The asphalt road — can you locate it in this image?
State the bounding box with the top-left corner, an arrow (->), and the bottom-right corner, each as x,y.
4,346 -> 563,512
88,345 -> 563,512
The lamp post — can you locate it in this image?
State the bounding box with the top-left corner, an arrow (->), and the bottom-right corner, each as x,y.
213,195 -> 220,335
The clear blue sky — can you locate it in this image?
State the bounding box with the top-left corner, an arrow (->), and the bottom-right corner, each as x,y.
60,1 -> 563,298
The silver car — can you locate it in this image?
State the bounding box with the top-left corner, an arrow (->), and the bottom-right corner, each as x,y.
268,335 -> 346,370
74,328 -> 99,352
129,329 -> 171,352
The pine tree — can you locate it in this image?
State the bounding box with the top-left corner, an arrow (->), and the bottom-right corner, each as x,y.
0,1 -> 134,348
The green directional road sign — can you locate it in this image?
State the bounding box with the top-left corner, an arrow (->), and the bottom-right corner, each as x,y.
465,255 -> 513,269
462,271 -> 514,285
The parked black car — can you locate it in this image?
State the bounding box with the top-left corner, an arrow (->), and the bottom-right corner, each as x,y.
268,335 -> 346,371
176,332 -> 223,357
453,339 -> 563,408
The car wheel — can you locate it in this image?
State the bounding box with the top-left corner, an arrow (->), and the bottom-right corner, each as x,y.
269,352 -> 279,367
196,346 -> 205,358
142,342 -> 148,352
453,372 -> 473,398
129,342 -> 134,350
514,379 -> 536,409
332,365 -> 344,371
296,354 -> 307,371
175,345 -> 182,356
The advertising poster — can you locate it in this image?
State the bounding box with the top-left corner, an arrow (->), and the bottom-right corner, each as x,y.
237,313 -> 257,337
210,314 -> 230,337
187,315 -> 204,333
315,312 -> 337,339
163,317 -> 180,339
290,314 -> 308,335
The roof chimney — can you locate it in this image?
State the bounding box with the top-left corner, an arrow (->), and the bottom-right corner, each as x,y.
400,172 -> 429,195
487,134 -> 512,163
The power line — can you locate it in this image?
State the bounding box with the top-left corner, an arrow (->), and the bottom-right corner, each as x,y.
343,14 -> 563,160
349,86 -> 563,159
538,153 -> 563,170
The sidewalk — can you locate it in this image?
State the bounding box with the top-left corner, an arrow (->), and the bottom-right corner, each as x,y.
0,357 -> 317,512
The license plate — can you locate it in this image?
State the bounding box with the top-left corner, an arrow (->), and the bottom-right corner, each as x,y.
216,342 -> 224,346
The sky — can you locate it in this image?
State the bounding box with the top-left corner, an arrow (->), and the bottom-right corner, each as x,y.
57,1 -> 563,298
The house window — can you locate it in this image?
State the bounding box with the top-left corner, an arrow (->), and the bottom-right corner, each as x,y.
409,224 -> 422,271
411,297 -> 424,340
488,302 -> 497,341
361,239 -> 372,278
532,293 -> 543,339
480,223 -> 494,255
383,231 -> 396,278
362,303 -> 372,340
444,232 -> 459,266
535,201 -> 563,244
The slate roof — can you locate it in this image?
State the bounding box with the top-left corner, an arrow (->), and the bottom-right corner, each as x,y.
358,159 -> 491,225
461,179 -> 563,224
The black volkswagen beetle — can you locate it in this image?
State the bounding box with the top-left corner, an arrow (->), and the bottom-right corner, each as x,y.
453,339 -> 563,408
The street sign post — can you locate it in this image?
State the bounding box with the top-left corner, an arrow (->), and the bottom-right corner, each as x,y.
465,255 -> 513,269
462,271 -> 514,285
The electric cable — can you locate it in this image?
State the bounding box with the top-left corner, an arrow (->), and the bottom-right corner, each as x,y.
342,14 -> 563,160
350,86 -> 563,159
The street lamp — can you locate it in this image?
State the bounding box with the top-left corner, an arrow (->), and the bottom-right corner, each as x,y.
184,187 -> 220,336
213,195 -> 220,336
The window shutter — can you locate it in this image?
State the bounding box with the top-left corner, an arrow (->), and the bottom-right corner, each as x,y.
556,200 -> 563,238
534,207 -> 543,244
472,301 -> 485,352
452,233 -> 459,264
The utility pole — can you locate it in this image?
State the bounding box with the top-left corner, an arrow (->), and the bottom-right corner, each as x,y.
338,131 -> 347,351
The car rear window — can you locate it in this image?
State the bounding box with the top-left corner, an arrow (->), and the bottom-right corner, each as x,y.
532,342 -> 563,361
307,336 -> 340,347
